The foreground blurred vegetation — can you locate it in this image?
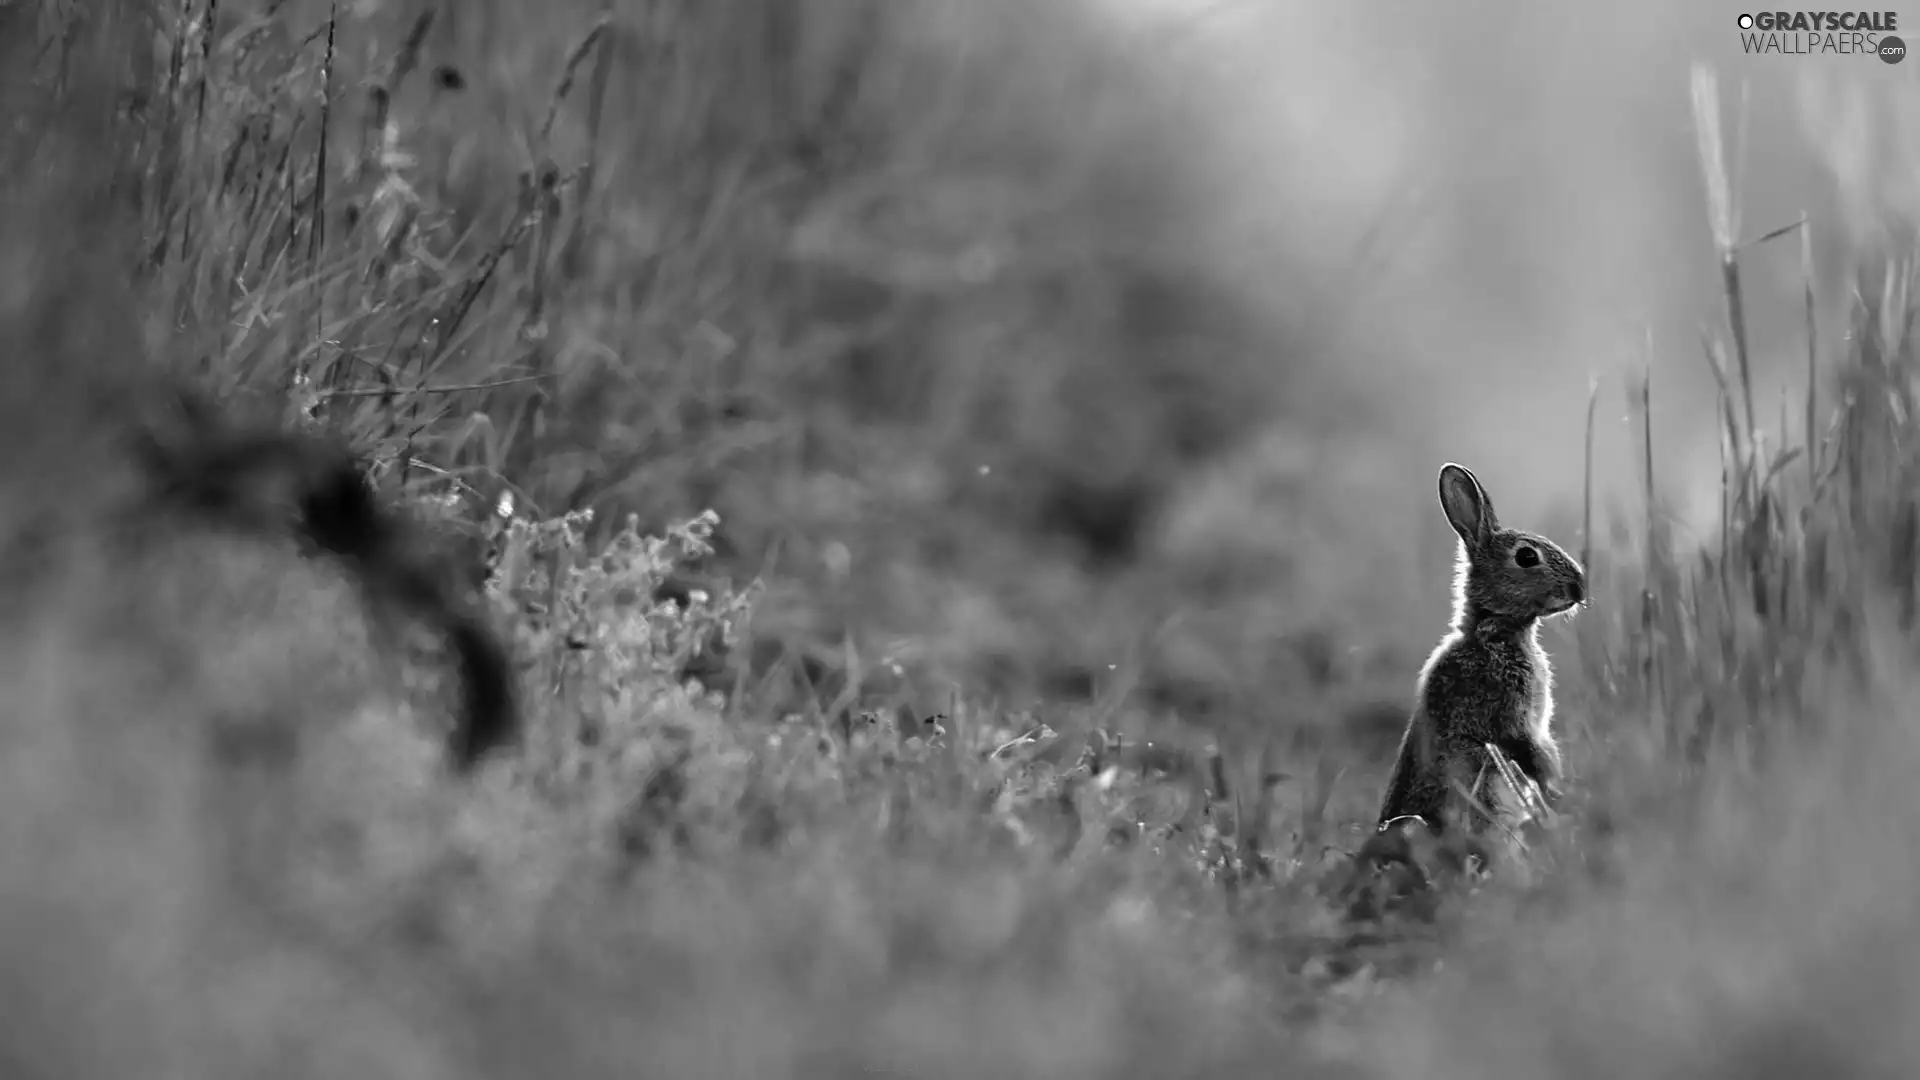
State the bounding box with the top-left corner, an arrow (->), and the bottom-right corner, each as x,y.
6,1 -> 1920,1077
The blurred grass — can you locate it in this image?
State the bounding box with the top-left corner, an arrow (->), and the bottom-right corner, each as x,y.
5,2 -> 1920,1078
100,0 -> 1422,746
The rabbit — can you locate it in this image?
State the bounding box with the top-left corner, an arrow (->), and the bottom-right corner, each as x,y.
1375,462 -> 1587,843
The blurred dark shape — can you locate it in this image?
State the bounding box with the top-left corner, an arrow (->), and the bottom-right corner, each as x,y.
139,419 -> 521,772
1037,475 -> 1153,567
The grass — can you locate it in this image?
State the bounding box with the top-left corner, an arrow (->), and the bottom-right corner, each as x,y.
4,3 -> 1920,1078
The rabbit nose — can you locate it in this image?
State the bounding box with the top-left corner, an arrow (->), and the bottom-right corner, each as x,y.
1567,580 -> 1585,604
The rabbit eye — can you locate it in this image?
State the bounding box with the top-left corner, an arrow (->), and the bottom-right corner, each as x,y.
1514,545 -> 1541,568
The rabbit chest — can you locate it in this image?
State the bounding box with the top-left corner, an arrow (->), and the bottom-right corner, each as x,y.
1419,624 -> 1554,744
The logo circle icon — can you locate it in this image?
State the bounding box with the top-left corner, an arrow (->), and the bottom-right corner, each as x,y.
1883,34 -> 1908,63
1738,13 -> 1754,29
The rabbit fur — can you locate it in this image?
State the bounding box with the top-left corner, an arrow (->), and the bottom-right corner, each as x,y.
1376,463 -> 1587,839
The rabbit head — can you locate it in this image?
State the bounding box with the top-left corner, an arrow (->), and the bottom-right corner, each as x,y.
1437,463 -> 1586,623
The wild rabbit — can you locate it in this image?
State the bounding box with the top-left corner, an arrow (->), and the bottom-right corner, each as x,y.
1376,463 -> 1587,842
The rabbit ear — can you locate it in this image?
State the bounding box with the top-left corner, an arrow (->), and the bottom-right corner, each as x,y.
1437,464 -> 1498,550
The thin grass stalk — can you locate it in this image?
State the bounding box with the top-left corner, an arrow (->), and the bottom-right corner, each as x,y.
307,0 -> 338,368
1582,373 -> 1598,580
1728,376 -> 1743,622
560,0 -> 615,284
1777,386 -> 1793,627
196,0 -> 215,134
1802,213 -> 1820,490
1722,260 -> 1759,474
1638,359 -> 1659,716
1691,62 -> 1758,460
542,14 -> 613,145
175,3 -> 207,269
1240,738 -> 1278,881
523,11 -> 610,341
362,9 -> 433,183
1700,332 -> 1744,463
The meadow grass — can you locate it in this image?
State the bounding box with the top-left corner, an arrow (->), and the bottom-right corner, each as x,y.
3,3 -> 1920,1078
